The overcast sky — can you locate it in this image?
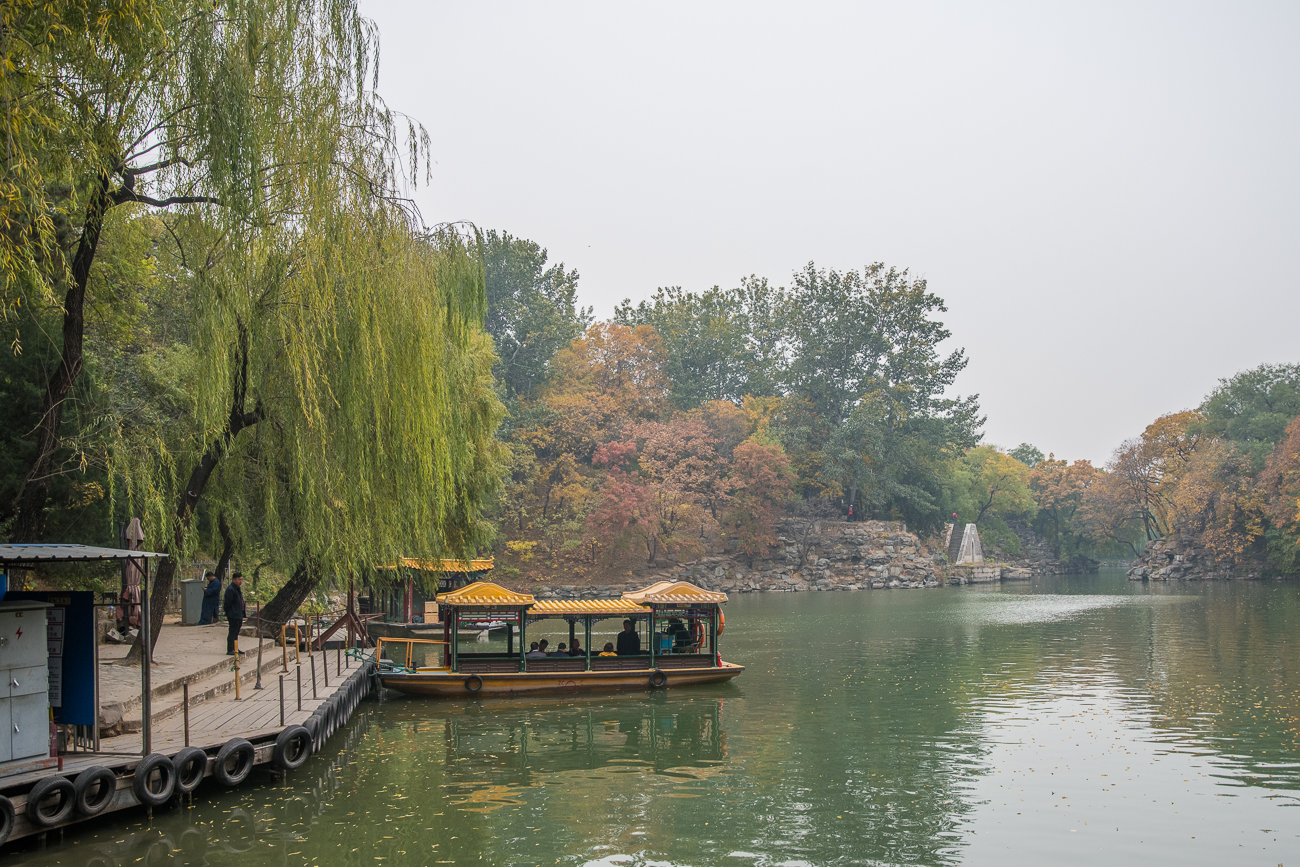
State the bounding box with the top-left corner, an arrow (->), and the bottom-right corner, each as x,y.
359,1 -> 1299,463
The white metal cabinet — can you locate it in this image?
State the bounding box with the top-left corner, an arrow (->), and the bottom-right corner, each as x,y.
0,600 -> 52,766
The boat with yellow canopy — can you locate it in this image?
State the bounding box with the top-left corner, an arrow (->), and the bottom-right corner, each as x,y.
373,580 -> 743,696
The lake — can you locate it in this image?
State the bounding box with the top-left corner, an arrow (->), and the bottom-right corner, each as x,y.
14,571 -> 1300,866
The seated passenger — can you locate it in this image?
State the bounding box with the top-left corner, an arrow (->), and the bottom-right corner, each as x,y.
668,618 -> 692,651
525,641 -> 547,658
616,619 -> 642,655
553,642 -> 568,656
538,639 -> 550,655
569,638 -> 583,657
598,642 -> 618,657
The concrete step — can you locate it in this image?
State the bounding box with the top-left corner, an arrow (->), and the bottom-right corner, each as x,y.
111,638 -> 280,714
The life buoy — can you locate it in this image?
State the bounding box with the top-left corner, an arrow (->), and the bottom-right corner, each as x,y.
27,775 -> 76,826
273,725 -> 312,771
213,739 -> 255,787
171,747 -> 208,795
73,766 -> 118,817
131,754 -> 175,807
649,669 -> 668,689
717,609 -> 725,636
464,674 -> 484,692
691,619 -> 705,649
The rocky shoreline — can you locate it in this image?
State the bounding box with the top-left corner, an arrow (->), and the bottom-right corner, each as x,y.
529,519 -> 1060,599
1126,535 -> 1267,581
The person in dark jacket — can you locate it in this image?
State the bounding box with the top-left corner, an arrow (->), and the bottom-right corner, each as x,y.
616,619 -> 641,655
223,572 -> 246,655
199,573 -> 222,625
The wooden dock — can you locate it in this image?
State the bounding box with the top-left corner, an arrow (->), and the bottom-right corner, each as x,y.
0,647 -> 374,848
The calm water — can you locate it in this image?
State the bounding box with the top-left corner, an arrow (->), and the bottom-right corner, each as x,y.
14,572 -> 1300,866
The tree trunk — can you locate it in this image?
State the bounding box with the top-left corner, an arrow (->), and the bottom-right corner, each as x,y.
9,175 -> 113,542
258,562 -> 318,636
126,326 -> 258,662
214,512 -> 234,580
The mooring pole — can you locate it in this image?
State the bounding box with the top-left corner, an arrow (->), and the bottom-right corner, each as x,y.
254,601 -> 264,690
296,663 -> 302,711
233,637 -> 241,700
140,557 -> 152,757
279,674 -> 286,726
311,654 -> 318,699
337,643 -> 342,678
183,683 -> 190,747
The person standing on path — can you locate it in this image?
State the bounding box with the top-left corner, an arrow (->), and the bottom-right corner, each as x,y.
223,572 -> 246,655
199,572 -> 222,625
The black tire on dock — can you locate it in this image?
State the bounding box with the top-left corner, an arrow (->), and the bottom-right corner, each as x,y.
213,739 -> 255,787
273,725 -> 313,771
0,794 -> 15,845
171,747 -> 208,795
131,754 -> 176,807
649,669 -> 668,689
72,766 -> 118,817
26,775 -> 76,827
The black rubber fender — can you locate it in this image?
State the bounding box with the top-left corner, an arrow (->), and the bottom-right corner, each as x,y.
131,754 -> 176,807
212,738 -> 255,787
273,725 -> 312,771
27,775 -> 76,826
72,766 -> 117,817
464,674 -> 484,693
0,793 -> 15,844
649,669 -> 668,689
171,747 -> 208,794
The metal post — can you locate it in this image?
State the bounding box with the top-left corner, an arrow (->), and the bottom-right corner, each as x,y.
279,674 -> 285,726
311,654 -> 317,699
140,558 -> 152,757
296,663 -> 302,711
281,625 -> 289,672
337,644 -> 342,678
234,637 -> 241,700
183,684 -> 190,747
254,601 -> 264,690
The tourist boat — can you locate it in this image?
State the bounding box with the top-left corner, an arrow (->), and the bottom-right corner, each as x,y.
373,580 -> 743,696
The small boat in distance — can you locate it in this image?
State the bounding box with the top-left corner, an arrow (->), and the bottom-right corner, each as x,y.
374,580 -> 743,697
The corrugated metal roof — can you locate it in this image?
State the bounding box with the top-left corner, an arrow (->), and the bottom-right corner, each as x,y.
624,580 -> 728,605
0,544 -> 168,565
529,598 -> 650,616
435,581 -> 535,607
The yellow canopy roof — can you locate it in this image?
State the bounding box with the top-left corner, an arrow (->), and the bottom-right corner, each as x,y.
623,580 -> 728,605
436,581 -> 534,607
529,598 -> 651,617
382,557 -> 494,573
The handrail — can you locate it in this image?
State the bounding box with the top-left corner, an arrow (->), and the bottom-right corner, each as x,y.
375,636 -> 449,671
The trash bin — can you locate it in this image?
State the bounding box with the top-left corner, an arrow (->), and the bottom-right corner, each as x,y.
180,578 -> 204,625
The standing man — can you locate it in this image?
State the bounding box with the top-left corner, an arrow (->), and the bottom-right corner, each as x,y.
616,619 -> 641,656
223,572 -> 246,655
199,572 -> 222,625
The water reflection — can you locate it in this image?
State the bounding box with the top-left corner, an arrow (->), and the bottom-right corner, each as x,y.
9,574 -> 1300,866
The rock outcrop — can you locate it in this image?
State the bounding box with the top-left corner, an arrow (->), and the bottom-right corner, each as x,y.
1126,536 -> 1264,581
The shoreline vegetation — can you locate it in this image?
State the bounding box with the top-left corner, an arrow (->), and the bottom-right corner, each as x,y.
2,6 -> 1298,616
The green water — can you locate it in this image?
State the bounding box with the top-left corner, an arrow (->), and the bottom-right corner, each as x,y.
15,572 -> 1300,866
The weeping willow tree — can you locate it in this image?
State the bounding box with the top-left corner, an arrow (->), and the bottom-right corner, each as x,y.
113,207 -> 505,657
1,0 -> 435,543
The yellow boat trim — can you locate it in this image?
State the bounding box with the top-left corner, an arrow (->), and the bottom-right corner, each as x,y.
379,557 -> 495,572
623,580 -> 728,605
436,580 -> 535,607
529,598 -> 651,616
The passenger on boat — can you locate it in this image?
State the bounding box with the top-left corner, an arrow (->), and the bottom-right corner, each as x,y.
554,642 -> 568,656
599,643 -> 617,657
570,638 -> 583,656
616,619 -> 641,655
538,639 -> 550,654
668,618 -> 692,651
525,641 -> 547,658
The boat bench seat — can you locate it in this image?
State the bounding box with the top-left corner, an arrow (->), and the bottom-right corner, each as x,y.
525,658 -> 587,673
591,657 -> 652,671
459,659 -> 521,673
655,655 -> 712,669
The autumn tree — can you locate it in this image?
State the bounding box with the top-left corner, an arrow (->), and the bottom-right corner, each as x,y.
1260,416 -> 1300,572
724,440 -> 795,561
1029,456 -> 1104,558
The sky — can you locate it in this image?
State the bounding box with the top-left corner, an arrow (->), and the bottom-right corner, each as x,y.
358,1 -> 1300,463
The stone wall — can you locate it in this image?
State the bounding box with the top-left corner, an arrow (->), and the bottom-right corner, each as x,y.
533,520 -> 946,598
1126,536 -> 1264,581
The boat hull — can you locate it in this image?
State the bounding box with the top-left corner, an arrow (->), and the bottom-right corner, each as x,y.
378,661 -> 744,697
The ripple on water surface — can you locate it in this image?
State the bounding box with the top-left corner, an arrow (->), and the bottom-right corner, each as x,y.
8,573 -> 1300,867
